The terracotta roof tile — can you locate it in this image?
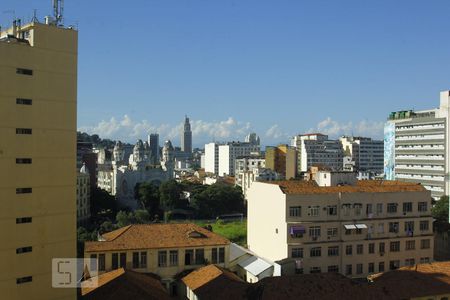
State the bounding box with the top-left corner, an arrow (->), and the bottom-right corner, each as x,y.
265,180 -> 426,195
85,223 -> 230,252
182,264 -> 243,291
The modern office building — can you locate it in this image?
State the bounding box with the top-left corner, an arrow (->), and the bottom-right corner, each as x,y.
0,19 -> 77,299
384,91 -> 450,200
340,136 -> 384,173
291,133 -> 344,173
148,133 -> 159,164
181,116 -> 192,153
218,142 -> 261,176
247,174 -> 434,278
265,144 -> 298,179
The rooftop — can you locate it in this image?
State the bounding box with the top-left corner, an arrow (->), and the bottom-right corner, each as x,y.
85,223 -> 230,252
265,180 -> 426,195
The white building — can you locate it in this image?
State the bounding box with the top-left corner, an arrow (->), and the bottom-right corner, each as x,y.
340,136 -> 384,173
237,168 -> 281,199
204,142 -> 220,174
385,91 -> 450,200
291,133 -> 343,173
218,142 -> 260,176
77,164 -> 91,224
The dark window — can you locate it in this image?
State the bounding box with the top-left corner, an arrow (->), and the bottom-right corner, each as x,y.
119,253 -> 126,268
16,128 -> 32,135
16,217 -> 32,224
16,276 -> 32,284
327,205 -> 337,215
379,262 -> 385,272
169,250 -> 178,266
357,244 -> 363,255
16,158 -> 32,164
328,265 -> 339,273
16,188 -> 32,194
132,252 -> 139,268
310,247 -> 321,257
368,263 -> 374,273
390,241 -> 400,252
185,249 -> 194,266
403,202 -> 412,213
368,243 -> 375,254
112,253 -> 118,270
16,98 -> 32,105
389,260 -> 400,270
16,68 -> 33,76
195,249 -> 205,264
16,246 -> 32,254
158,251 -> 167,267
387,203 -> 397,213
421,239 -> 431,249
289,206 -> 301,217
356,264 -> 363,274
379,242 -> 385,253
212,248 -> 218,263
328,246 -> 339,256
389,222 -> 399,233
310,267 -> 321,274
98,254 -> 105,271
218,248 -> 225,263
292,248 -> 303,258
418,202 -> 428,212
345,264 -> 352,275
140,252 -> 147,268
420,221 -> 429,231
346,245 -> 353,255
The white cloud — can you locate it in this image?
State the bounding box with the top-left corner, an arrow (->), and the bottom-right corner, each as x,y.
265,124 -> 284,139
310,117 -> 384,139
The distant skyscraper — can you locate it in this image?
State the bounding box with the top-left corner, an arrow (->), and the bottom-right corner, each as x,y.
181,115 -> 192,153
148,133 -> 159,164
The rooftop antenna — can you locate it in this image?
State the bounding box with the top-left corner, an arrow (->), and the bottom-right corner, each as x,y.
53,0 -> 64,26
31,9 -> 39,23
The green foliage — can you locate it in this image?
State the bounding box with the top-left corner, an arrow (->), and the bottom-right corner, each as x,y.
159,180 -> 187,210
116,210 -> 135,228
91,187 -> 117,215
190,183 -> 244,219
136,182 -> 161,216
195,220 -> 247,247
134,209 -> 151,224
99,221 -> 114,233
433,196 -> 450,232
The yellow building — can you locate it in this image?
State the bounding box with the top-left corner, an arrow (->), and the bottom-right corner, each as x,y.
265,144 -> 297,179
0,20 -> 77,299
84,223 -> 230,295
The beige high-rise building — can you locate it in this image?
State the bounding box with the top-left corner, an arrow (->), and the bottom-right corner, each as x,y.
0,20 -> 77,300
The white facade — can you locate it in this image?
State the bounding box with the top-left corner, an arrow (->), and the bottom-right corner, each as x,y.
385,91 -> 450,200
236,168 -> 281,199
340,136 -> 384,173
204,142 -> 220,174
77,166 -> 91,224
218,142 -> 260,176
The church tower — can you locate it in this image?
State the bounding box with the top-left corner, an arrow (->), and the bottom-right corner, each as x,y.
181,115 -> 192,153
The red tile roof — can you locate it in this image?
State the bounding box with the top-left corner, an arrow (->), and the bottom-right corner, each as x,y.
85,223 -> 230,252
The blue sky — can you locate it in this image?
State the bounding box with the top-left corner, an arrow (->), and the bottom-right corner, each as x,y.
3,0 -> 450,147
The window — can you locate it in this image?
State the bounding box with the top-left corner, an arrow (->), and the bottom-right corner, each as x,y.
342,204 -> 351,216
185,249 -> 194,265
404,221 -> 414,234
16,188 -> 32,194
16,217 -> 32,224
378,223 -> 385,234
289,206 -> 301,217
366,204 -> 373,215
406,240 -> 415,250
310,247 -> 321,257
345,264 -> 352,275
379,242 -> 385,254
16,68 -> 33,75
420,220 -> 429,231
346,245 -> 353,255
387,203 -> 397,213
326,227 -> 338,238
16,98 -> 32,105
292,247 -> 303,258
310,266 -> 321,274
421,239 -> 431,249
195,249 -> 205,264
219,247 -> 225,263
119,253 -> 126,268
418,202 -> 428,212
357,244 -> 363,255
212,248 -> 218,263
368,263 -> 374,273
16,246 -> 32,254
309,226 -> 321,238
140,252 -> 147,268
16,276 -> 32,284
405,258 -> 415,266
379,262 -> 385,272
390,241 -> 400,252
389,260 -> 400,270
328,246 -> 339,256
98,254 -> 105,271
132,252 -> 139,268
420,257 -> 430,264
389,222 -> 399,233
16,128 -> 32,135
327,205 -> 337,216
158,251 -> 167,267
403,202 -> 412,213
354,204 -> 362,216
368,243 -> 375,254
90,254 -> 97,271
112,253 -> 119,270
16,158 -> 32,164
328,265 -> 339,273
376,203 -> 383,214
356,263 -> 363,274
169,250 -> 178,266
309,206 -> 320,217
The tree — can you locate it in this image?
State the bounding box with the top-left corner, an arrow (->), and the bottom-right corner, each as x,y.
134,209 -> 151,224
136,182 -> 161,217
159,180 -> 187,211
91,187 -> 117,215
116,210 -> 135,228
432,196 -> 449,232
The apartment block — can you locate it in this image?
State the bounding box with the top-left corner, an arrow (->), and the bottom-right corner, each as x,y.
0,20 -> 77,299
204,142 -> 220,174
247,176 -> 433,278
385,91 -> 450,200
265,144 -> 298,179
77,164 -> 91,224
340,136 -> 384,173
84,224 -> 230,293
218,142 -> 260,176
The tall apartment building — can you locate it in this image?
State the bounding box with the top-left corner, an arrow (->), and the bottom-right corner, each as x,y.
218,142 -> 260,176
0,20 -> 77,299
384,91 -> 450,200
247,175 -> 433,278
340,136 -> 384,173
291,133 -> 344,173
148,133 -> 159,164
77,165 -> 91,225
265,144 -> 298,179
204,142 -> 220,174
181,116 -> 192,153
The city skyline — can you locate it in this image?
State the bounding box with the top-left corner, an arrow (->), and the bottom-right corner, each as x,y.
3,0 -> 450,146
